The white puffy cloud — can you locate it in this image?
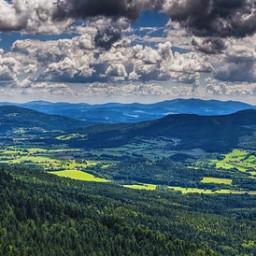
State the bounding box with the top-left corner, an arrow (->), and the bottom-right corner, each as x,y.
0,0 -> 73,34
9,32 -> 212,87
0,49 -> 20,82
206,78 -> 256,96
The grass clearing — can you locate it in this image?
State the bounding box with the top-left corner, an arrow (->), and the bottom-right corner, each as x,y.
124,184 -> 157,191
210,149 -> 256,173
168,186 -> 256,195
27,148 -> 48,153
201,177 -> 232,185
169,186 -> 215,194
49,170 -> 110,183
56,133 -> 86,141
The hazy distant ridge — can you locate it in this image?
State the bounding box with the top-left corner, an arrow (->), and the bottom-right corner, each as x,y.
0,98 -> 254,124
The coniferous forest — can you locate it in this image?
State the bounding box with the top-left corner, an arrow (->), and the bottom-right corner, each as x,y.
1,165 -> 256,256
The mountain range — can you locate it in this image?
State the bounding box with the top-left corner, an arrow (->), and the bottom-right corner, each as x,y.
0,98 -> 255,124
0,104 -> 256,153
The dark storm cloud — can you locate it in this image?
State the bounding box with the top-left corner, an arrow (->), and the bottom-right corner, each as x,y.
55,0 -> 256,38
1,0 -> 256,50
54,0 -> 147,21
53,0 -> 256,49
192,37 -> 226,54
214,57 -> 256,83
53,0 -> 149,49
94,25 -> 122,50
2,0 -> 256,38
166,0 -> 256,38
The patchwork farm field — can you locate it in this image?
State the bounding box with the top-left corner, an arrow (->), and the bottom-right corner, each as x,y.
0,151 -> 97,170
0,145 -> 112,183
0,133 -> 256,194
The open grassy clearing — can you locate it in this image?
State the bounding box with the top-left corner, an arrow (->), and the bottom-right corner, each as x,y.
212,149 -> 256,172
0,147 -> 100,171
123,184 -> 157,191
26,148 -> 48,153
49,170 -> 110,182
123,183 -> 256,195
56,133 -> 86,141
201,177 -> 232,185
168,186 -> 256,195
169,186 -> 215,194
0,149 -> 23,155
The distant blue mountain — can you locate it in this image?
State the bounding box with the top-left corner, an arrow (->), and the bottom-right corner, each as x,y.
0,98 -> 255,123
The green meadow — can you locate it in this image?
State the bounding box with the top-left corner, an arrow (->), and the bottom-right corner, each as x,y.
0,147 -> 99,172
211,149 -> 256,173
201,177 -> 232,185
1,143 -> 256,197
123,182 -> 256,195
168,186 -> 256,195
56,133 -> 86,141
49,170 -> 110,183
123,184 -> 157,191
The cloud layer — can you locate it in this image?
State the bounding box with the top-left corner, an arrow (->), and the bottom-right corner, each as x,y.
2,0 -> 256,38
1,0 -> 256,101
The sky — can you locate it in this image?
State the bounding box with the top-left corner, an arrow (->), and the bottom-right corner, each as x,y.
0,0 -> 256,104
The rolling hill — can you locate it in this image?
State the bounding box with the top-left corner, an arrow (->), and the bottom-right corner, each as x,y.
0,106 -> 92,134
1,105 -> 256,153
70,109 -> 256,152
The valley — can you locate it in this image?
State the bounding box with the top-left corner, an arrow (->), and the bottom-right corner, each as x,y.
1,121 -> 256,196
2,0 -> 256,252
1,105 -> 256,255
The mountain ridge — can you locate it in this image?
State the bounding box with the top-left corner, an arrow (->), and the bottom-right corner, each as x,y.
0,98 -> 254,124
0,105 -> 256,153
70,109 -> 256,152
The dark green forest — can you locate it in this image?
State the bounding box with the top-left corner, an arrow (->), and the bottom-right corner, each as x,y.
1,165 -> 256,256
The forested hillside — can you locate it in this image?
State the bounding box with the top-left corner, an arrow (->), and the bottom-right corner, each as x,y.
70,110 -> 256,152
0,106 -> 91,134
1,165 -> 256,256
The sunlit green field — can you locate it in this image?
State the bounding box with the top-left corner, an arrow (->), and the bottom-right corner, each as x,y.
123,184 -> 157,191
211,149 -> 256,172
169,186 -> 215,194
49,170 -> 110,182
27,148 -> 48,153
56,133 -> 86,141
201,177 -> 232,185
123,184 -> 255,194
124,183 -> 256,195
0,149 -> 98,171
1,143 -> 256,196
169,186 -> 256,195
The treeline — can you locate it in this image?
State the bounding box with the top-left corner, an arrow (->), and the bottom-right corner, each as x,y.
1,165 -> 256,255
